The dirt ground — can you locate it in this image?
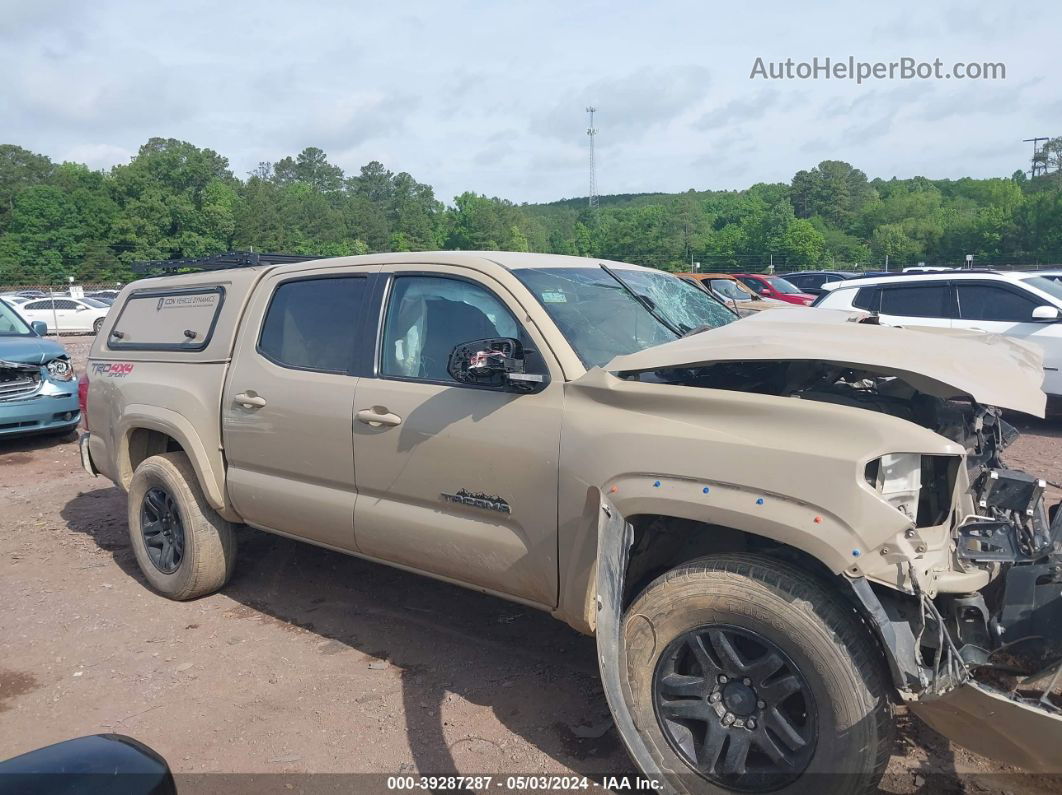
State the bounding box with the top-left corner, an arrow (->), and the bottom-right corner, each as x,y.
2,336 -> 1061,793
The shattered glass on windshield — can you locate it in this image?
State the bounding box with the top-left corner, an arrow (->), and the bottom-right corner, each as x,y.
514,267 -> 734,368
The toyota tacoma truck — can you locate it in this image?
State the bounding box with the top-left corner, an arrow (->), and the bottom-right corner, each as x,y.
80,252 -> 1062,793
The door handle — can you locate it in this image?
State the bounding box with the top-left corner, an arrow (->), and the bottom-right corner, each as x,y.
234,392 -> 267,408
356,407 -> 403,427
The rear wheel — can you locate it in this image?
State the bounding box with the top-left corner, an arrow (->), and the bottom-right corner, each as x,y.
127,453 -> 236,600
623,554 -> 893,794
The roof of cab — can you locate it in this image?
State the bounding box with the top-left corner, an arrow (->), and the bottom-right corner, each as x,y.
130,251 -> 654,291
280,250 -> 654,273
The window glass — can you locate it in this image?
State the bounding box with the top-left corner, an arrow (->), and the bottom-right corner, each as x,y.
54,300 -> 77,310
791,274 -> 825,289
24,301 -> 50,310
710,279 -> 752,301
957,284 -> 1038,322
851,287 -> 880,311
381,276 -> 520,382
738,277 -> 764,293
514,267 -> 735,368
80,298 -> 108,308
766,277 -> 804,295
1021,276 -> 1062,303
112,287 -> 225,351
879,285 -> 948,318
259,277 -> 367,371
0,300 -> 32,336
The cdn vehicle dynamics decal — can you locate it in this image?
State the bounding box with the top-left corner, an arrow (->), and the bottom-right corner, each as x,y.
91,362 -> 135,377
441,489 -> 512,514
155,293 -> 219,311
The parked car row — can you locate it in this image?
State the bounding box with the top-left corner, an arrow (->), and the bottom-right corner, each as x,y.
677,272 -> 784,316
0,294 -> 113,334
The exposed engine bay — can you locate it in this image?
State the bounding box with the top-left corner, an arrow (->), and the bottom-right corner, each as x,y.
0,358 -> 43,401
638,358 -> 1062,718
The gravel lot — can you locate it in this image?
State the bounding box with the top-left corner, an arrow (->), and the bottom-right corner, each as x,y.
2,337 -> 1061,793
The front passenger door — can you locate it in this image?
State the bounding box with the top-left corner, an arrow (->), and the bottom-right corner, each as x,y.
352,267 -> 562,606
955,282 -> 1062,395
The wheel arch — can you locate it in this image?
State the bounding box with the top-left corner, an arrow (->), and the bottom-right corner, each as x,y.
596,508 -> 917,696
621,513 -> 840,610
117,406 -> 237,521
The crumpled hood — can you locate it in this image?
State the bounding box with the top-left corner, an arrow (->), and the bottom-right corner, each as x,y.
0,335 -> 66,366
604,307 -> 1046,417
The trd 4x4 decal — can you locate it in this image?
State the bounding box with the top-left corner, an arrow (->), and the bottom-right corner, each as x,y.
91,362 -> 135,377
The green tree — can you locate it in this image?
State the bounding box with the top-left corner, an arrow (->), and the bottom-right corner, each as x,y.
272,147 -> 344,193
791,161 -> 873,228
0,144 -> 55,229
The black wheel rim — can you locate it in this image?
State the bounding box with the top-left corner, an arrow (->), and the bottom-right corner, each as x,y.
652,624 -> 817,792
140,486 -> 185,574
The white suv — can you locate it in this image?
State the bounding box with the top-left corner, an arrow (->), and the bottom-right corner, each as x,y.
816,271 -> 1062,400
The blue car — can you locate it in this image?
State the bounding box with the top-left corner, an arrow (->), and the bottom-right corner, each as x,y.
0,299 -> 81,439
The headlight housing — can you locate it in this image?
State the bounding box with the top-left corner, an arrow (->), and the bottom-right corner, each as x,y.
865,453 -> 958,527
46,358 -> 74,381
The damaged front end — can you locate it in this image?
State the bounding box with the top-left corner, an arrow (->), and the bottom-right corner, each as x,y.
603,309 -> 1062,771
910,432 -> 1062,772
686,367 -> 1062,769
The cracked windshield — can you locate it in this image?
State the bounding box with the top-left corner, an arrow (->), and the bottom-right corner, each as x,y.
514,266 -> 734,367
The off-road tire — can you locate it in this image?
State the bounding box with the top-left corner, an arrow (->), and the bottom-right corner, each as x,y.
623,554 -> 893,794
127,452 -> 236,600
92,317 -> 104,335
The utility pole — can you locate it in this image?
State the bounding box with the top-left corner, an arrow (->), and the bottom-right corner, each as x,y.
1024,137 -> 1049,178
586,106 -> 599,210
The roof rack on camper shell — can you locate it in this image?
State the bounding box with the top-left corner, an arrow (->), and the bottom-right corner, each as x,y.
130,251 -> 325,274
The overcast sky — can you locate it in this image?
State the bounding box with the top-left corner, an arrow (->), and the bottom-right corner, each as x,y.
2,0 -> 1058,204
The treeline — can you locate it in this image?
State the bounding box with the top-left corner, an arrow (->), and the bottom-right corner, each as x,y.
1,137 -> 1061,284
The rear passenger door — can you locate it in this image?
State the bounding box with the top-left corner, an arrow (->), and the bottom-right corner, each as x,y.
221,265 -> 379,551
874,281 -> 954,329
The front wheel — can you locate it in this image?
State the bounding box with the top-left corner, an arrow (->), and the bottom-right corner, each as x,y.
127,452 -> 236,600
92,317 -> 104,335
623,554 -> 893,794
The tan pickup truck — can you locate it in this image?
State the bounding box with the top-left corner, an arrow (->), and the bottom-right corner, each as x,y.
81,251 -> 1062,793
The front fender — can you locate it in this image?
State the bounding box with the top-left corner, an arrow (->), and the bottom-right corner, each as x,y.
606,474 -> 864,576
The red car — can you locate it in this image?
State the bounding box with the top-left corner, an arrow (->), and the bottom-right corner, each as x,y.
734,273 -> 815,306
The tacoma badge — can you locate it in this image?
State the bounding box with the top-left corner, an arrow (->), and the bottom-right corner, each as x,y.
441,489 -> 511,514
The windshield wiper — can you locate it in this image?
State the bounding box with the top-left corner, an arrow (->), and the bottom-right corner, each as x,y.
600,265 -> 684,337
